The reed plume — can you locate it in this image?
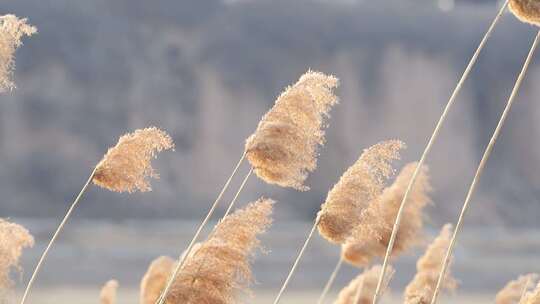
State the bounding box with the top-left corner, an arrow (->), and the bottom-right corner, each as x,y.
334,265 -> 394,304
0,14 -> 36,92
21,127 -> 174,304
94,127 -> 175,193
404,224 -> 457,304
165,198 -> 273,304
0,219 -> 34,299
317,140 -> 405,244
343,162 -> 431,268
510,0 -> 540,26
140,256 -> 175,304
521,282 -> 540,304
99,280 -> 119,304
245,70 -> 339,191
496,274 -> 539,304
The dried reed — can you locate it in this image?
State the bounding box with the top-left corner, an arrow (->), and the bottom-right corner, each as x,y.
334,265 -> 394,304
140,256 -> 176,304
404,224 -> 457,304
164,198 -> 273,304
20,127 -> 173,304
496,274 -> 538,304
99,280 -> 119,304
0,219 -> 34,300
521,281 -> 540,304
372,2 -> 510,302
510,0 -> 540,26
430,31 -> 540,304
0,14 -> 36,92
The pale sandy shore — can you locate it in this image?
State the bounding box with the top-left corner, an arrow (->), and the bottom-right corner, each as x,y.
15,289 -> 492,303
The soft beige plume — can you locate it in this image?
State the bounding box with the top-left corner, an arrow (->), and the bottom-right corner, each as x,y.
0,219 -> 34,298
99,279 -> 119,304
334,265 -> 394,304
140,256 -> 175,304
509,0 -> 540,26
496,274 -> 539,304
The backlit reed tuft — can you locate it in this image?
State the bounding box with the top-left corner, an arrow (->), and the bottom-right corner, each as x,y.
317,140 -> 405,244
165,198 -> 273,304
0,219 -> 34,295
509,0 -> 540,26
521,281 -> 540,304
404,224 -> 457,304
94,127 -> 174,193
496,274 -> 539,304
0,15 -> 36,92
334,265 -> 394,304
245,71 -> 339,191
99,280 -> 119,304
140,256 -> 175,304
342,162 -> 431,267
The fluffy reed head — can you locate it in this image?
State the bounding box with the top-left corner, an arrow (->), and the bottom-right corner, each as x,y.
165,198 -> 274,304
140,256 -> 175,304
99,280 -> 119,304
0,219 -> 34,296
342,162 -> 431,267
509,0 -> 540,27
317,140 -> 405,244
334,265 -> 395,304
521,282 -> 540,304
404,224 -> 457,304
245,71 -> 339,191
0,15 -> 36,92
496,274 -> 539,304
93,127 -> 174,193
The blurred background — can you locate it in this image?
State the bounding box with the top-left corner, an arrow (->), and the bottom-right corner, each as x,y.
1,0 -> 539,302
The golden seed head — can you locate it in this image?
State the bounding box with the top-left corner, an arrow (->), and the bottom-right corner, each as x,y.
0,15 -> 36,92
317,140 -> 405,244
165,198 -> 274,304
93,127 -> 174,193
496,273 -> 539,304
245,70 -> 339,191
334,265 -> 394,304
342,162 -> 431,267
99,280 -> 119,304
404,224 -> 457,304
0,219 -> 34,295
140,256 -> 176,304
509,0 -> 540,27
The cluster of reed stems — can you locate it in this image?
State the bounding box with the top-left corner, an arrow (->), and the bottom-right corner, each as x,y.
1,1 -> 540,303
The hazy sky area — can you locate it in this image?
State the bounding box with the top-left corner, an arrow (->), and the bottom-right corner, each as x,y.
1,0 -> 540,230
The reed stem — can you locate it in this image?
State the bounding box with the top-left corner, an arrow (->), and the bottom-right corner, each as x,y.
317,257 -> 344,304
430,30 -> 540,304
155,153 -> 246,304
272,215 -> 321,304
372,2 -> 509,302
20,167 -> 98,304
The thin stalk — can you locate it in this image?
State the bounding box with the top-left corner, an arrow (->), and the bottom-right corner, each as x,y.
317,257 -> 345,304
20,167 -> 98,304
519,277 -> 533,303
272,215 -> 321,304
430,30 -> 540,304
155,153 -> 246,304
353,276 -> 366,304
371,2 -> 509,302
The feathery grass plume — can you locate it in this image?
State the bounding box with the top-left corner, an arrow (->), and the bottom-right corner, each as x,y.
342,162 -> 431,267
94,127 -> 174,193
165,198 -> 273,304
317,140 -> 405,244
0,15 -> 36,92
521,282 -> 540,304
0,219 -> 34,298
334,265 -> 394,304
99,280 -> 119,304
140,256 -> 175,304
496,274 -> 539,304
404,224 -> 457,304
510,0 -> 540,26
245,71 -> 339,191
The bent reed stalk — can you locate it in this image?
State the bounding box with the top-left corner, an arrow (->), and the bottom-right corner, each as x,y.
20,167 -> 97,304
430,30 -> 540,304
317,257 -> 345,304
155,153 -> 247,304
371,2 -> 509,302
